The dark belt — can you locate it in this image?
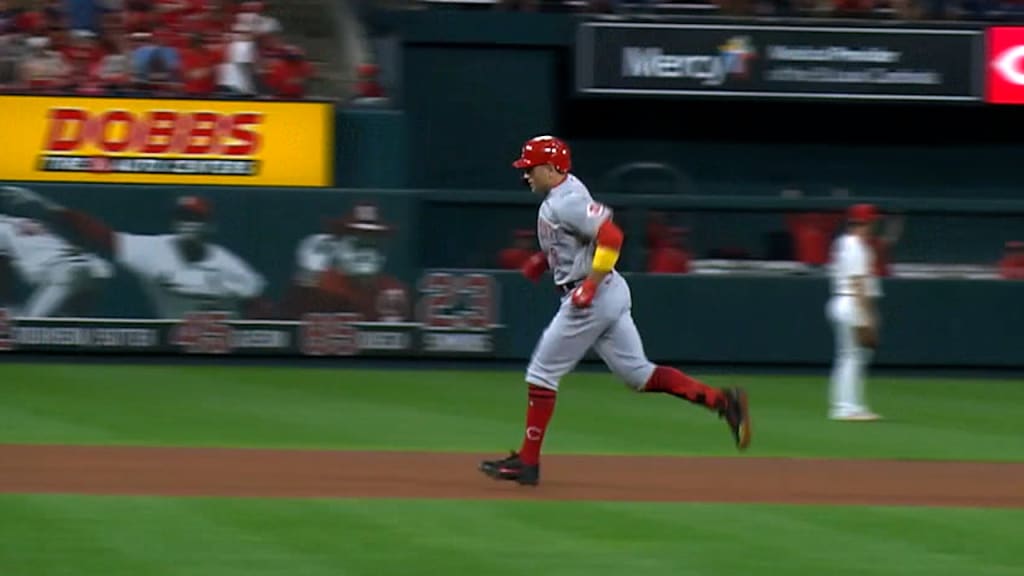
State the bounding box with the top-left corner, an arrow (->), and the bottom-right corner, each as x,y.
558,271 -> 618,294
557,279 -> 583,294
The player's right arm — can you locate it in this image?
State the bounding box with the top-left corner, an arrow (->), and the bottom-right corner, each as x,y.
2,186 -> 119,259
846,239 -> 878,346
51,209 -> 119,259
854,242 -> 876,323
557,193 -> 620,306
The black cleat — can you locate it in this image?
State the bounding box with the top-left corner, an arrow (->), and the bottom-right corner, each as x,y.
719,387 -> 752,450
479,451 -> 540,486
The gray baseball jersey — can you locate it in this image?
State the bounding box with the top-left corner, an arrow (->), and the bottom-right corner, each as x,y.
526,174 -> 656,391
537,174 -> 611,287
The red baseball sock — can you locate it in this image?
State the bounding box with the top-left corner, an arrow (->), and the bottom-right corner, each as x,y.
518,384 -> 557,466
643,365 -> 724,410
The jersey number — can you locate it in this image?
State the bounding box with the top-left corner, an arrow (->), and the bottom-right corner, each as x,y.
417,273 -> 495,330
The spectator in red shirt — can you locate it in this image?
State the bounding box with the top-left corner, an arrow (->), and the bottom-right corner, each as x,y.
999,241 -> 1024,280
780,187 -> 846,268
202,27 -> 228,64
203,4 -> 229,35
264,44 -> 312,99
240,1 -> 270,21
356,63 -> 384,98
123,0 -> 153,33
785,211 -> 844,268
65,29 -> 105,94
648,226 -> 691,274
350,62 -> 388,106
180,33 -> 218,95
15,6 -> 45,35
155,0 -> 190,30
179,6 -> 222,41
497,229 -> 536,270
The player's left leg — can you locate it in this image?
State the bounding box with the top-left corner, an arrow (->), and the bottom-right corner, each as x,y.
828,299 -> 860,418
829,297 -> 879,421
852,345 -> 877,418
22,283 -> 72,317
21,257 -> 103,318
593,311 -> 751,450
480,291 -> 613,485
850,312 -> 879,420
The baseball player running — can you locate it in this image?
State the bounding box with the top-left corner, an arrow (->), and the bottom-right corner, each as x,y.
480,136 -> 752,486
826,204 -> 882,421
3,187 -> 266,320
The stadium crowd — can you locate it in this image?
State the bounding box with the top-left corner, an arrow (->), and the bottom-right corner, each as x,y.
0,0 -> 318,99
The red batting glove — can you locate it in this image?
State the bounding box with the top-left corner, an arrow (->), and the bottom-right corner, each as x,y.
570,278 -> 598,308
521,251 -> 548,282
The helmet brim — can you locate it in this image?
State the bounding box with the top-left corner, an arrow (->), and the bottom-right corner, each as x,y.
512,158 -> 534,169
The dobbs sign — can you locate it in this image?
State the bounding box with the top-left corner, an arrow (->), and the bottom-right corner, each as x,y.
1,96 -> 333,186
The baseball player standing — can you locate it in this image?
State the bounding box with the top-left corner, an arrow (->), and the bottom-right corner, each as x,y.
479,136 -> 752,486
826,204 -> 882,421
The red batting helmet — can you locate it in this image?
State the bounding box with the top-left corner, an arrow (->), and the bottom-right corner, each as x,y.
512,135 -> 571,173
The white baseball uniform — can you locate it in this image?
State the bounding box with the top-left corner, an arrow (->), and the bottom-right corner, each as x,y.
0,214 -> 112,317
294,233 -> 342,287
826,233 -> 882,418
116,233 -> 265,319
295,233 -> 387,280
526,174 -> 656,391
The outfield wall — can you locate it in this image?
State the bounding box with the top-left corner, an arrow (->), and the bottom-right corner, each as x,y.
1,185 -> 1021,368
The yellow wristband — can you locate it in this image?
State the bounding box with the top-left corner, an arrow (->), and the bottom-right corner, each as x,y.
592,245 -> 619,273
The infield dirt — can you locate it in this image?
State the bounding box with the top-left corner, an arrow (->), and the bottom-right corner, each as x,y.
1,445 -> 1022,508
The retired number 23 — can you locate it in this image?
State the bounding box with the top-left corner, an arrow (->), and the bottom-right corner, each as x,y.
418,273 -> 496,329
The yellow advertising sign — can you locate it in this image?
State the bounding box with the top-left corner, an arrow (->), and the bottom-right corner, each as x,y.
0,96 -> 333,186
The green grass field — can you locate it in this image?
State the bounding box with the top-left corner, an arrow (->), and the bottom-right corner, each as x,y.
1,362 -> 1022,576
